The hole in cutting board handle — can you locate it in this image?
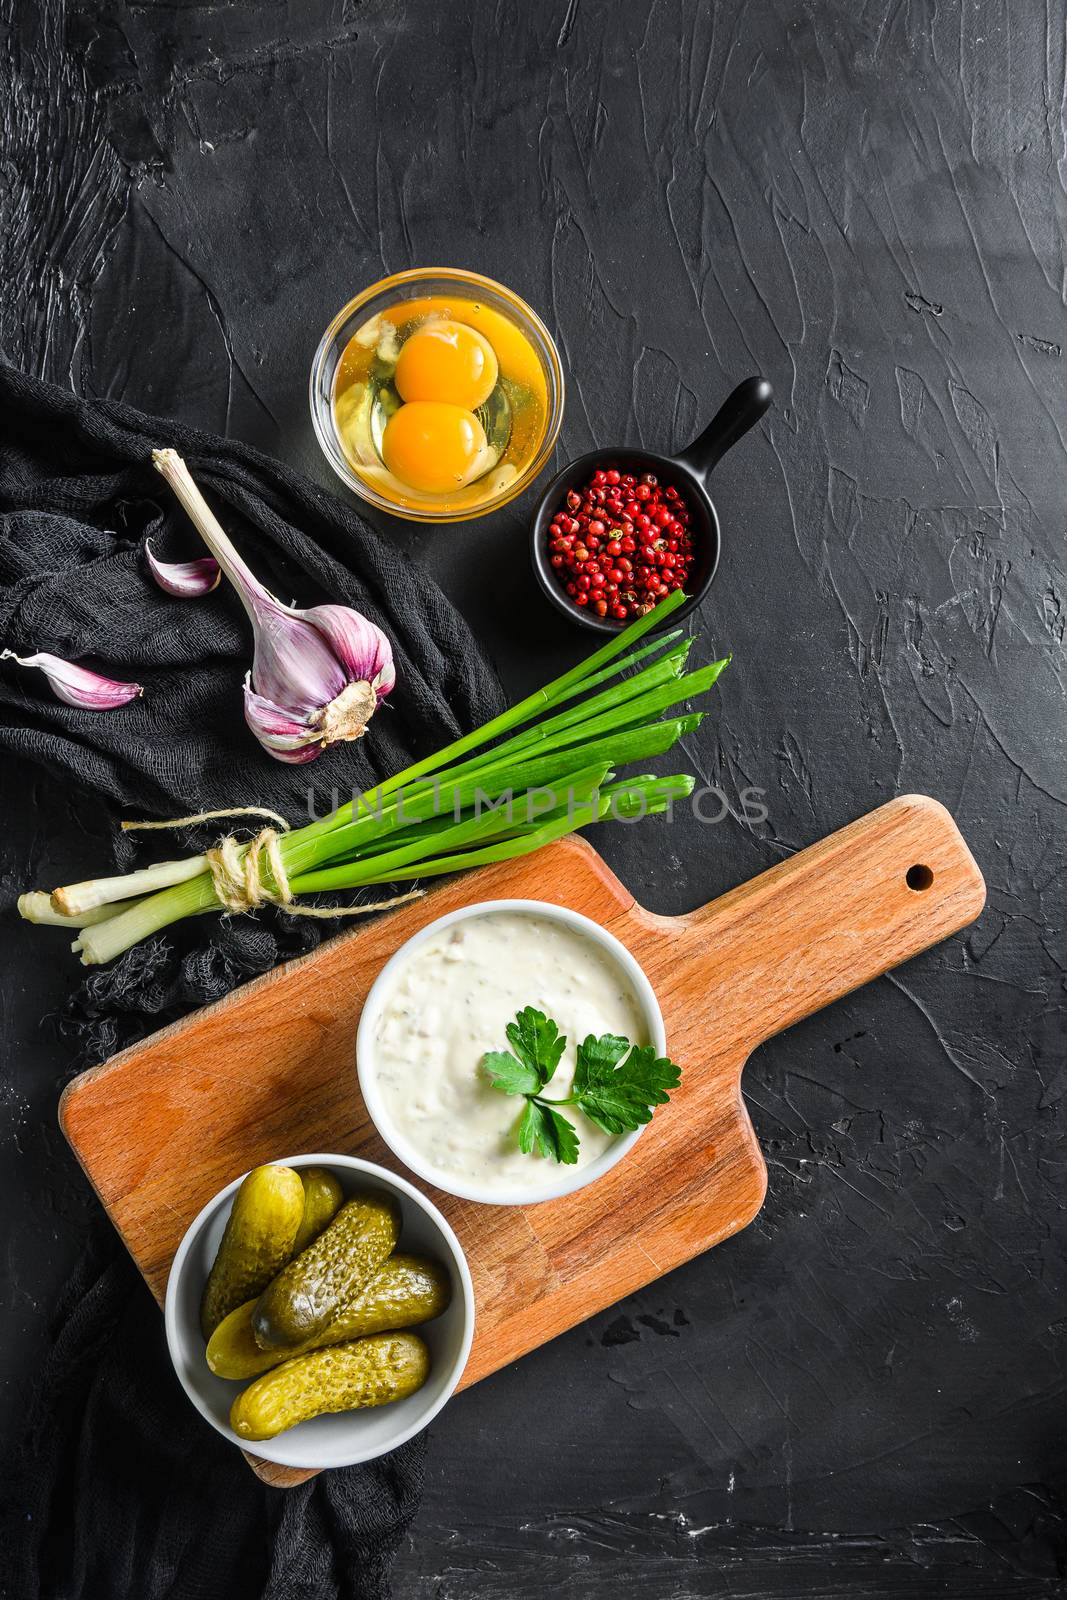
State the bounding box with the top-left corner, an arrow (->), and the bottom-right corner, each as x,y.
906,863 -> 934,892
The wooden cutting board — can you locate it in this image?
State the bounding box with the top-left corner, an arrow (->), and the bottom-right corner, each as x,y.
60,794 -> 984,1487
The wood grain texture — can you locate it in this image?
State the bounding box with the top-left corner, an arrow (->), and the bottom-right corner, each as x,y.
59,795 -> 985,1487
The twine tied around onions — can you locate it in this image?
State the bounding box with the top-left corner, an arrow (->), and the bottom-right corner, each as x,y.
122,807 -> 423,920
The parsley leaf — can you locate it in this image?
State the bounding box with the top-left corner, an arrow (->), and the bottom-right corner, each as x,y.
516,1099 -> 580,1164
480,1007 -> 567,1101
505,1007 -> 567,1088
481,1051 -> 543,1097
572,1038 -> 682,1135
482,1007 -> 683,1164
571,1032 -> 630,1095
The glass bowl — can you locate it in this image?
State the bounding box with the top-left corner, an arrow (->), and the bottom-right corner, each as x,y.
309,268 -> 565,524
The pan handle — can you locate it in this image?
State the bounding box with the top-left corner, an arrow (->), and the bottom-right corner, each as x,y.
674,376 -> 772,480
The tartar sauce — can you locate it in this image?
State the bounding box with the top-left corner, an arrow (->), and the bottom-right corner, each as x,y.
368,911 -> 648,1195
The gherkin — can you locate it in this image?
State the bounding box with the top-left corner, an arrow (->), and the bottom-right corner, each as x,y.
207,1255 -> 450,1380
251,1192 -> 400,1350
292,1167 -> 344,1255
230,1332 -> 430,1440
199,1165 -> 305,1340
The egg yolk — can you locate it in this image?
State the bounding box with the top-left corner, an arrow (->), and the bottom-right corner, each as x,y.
394,320 -> 499,410
381,402 -> 488,494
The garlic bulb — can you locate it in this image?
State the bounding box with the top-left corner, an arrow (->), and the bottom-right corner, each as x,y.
242,602 -> 395,763
152,450 -> 395,763
1,650 -> 143,710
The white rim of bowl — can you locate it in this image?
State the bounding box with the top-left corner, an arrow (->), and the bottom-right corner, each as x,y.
355,900 -> 667,1207
164,1152 -> 476,1468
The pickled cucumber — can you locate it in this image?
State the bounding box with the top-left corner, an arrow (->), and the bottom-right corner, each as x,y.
252,1192 -> 400,1350
207,1255 -> 451,1379
200,1164 -> 305,1340
230,1331 -> 430,1440
292,1167 -> 344,1255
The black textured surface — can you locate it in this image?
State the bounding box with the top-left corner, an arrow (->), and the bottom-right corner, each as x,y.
2,1 -> 1065,1595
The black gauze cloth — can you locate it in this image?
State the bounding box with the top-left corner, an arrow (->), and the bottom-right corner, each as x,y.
0,360 -> 507,1600
0,360 -> 502,817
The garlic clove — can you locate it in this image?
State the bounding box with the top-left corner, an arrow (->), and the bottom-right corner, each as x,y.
145,540 -> 221,597
1,650 -> 143,710
299,604 -> 397,699
247,598 -> 349,719
243,680 -> 323,763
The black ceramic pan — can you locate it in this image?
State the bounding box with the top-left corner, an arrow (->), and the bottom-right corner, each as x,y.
530,376 -> 772,633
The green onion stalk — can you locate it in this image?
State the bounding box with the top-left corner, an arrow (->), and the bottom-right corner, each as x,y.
19,591 -> 729,965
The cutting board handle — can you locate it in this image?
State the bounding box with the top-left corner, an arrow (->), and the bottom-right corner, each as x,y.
678,795 -> 986,1061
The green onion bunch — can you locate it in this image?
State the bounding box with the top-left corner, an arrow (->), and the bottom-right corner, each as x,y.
19,591 -> 728,965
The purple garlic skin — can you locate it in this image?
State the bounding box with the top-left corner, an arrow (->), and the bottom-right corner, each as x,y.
145,540 -> 221,598
243,603 -> 395,764
0,651 -> 143,710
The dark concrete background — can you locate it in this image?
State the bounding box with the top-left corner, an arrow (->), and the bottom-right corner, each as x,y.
2,0 -> 1066,1593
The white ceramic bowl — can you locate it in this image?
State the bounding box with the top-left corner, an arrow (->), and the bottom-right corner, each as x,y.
356,900 -> 667,1207
164,1153 -> 474,1469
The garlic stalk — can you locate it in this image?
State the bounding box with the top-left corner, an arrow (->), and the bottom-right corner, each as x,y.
145,540 -> 221,597
152,450 -> 395,764
0,650 -> 143,709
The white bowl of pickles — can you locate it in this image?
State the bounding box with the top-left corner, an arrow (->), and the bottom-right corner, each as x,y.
164,1153 -> 475,1470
